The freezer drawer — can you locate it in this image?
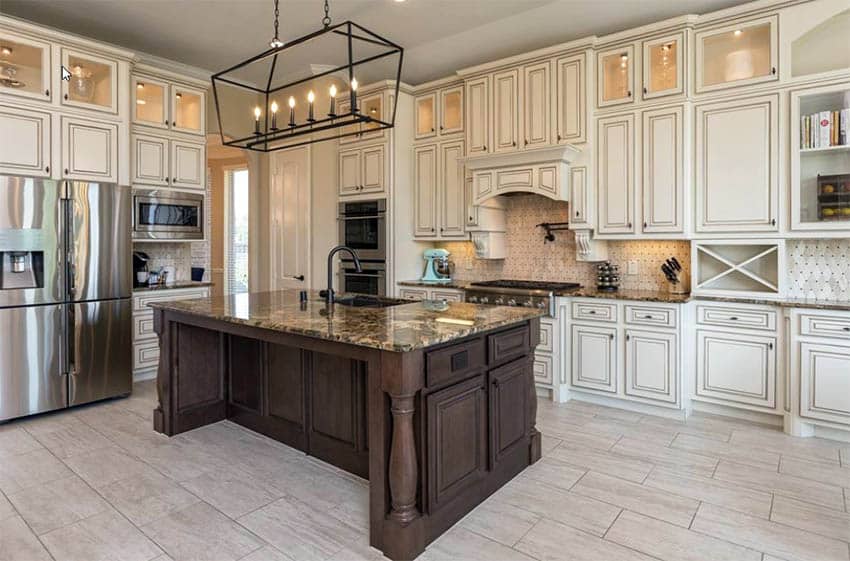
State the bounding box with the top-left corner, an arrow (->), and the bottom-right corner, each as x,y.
0,304 -> 66,421
68,298 -> 132,406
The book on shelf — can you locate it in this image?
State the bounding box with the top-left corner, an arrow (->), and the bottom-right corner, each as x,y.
800,107 -> 849,149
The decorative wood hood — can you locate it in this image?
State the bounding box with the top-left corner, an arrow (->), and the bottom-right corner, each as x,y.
462,144 -> 582,204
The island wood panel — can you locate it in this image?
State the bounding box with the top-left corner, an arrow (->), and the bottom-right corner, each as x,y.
266,344 -> 307,450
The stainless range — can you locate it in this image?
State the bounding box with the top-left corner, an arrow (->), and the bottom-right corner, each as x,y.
464,280 -> 581,317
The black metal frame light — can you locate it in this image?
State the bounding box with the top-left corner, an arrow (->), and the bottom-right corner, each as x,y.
211,0 -> 403,153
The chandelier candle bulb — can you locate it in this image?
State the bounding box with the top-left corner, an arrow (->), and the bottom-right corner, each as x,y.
328,84 -> 337,117
350,78 -> 358,112
288,96 -> 296,127
307,90 -> 315,122
270,100 -> 279,130
253,106 -> 261,134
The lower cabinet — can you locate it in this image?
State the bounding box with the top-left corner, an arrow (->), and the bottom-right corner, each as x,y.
799,341 -> 850,425
624,329 -> 677,404
571,324 -> 617,393
398,286 -> 464,302
489,358 -> 530,465
696,329 -> 776,409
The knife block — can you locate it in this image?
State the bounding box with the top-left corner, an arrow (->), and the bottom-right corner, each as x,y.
666,276 -> 689,295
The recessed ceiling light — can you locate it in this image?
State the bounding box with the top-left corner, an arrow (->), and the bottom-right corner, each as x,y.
394,0 -> 406,3
734,29 -> 742,36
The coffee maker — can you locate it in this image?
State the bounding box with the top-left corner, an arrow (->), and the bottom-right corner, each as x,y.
421,248 -> 452,284
133,251 -> 150,288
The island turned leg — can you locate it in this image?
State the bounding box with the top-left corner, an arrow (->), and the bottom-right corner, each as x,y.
388,392 -> 418,525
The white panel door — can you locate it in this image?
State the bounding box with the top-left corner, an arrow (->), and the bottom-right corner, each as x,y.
169,140 -> 205,190
414,144 -> 438,237
523,61 -> 551,148
270,147 -> 311,290
597,113 -> 635,234
570,166 -> 589,227
555,54 -> 585,144
440,140 -> 466,238
799,342 -> 850,426
360,144 -> 386,195
131,134 -> 168,186
338,148 -> 361,196
493,69 -> 520,153
61,116 -> 118,182
642,105 -> 683,233
696,95 -> 778,232
465,76 -> 490,155
571,325 -> 617,393
625,329 -> 677,404
696,330 -> 776,409
0,106 -> 50,177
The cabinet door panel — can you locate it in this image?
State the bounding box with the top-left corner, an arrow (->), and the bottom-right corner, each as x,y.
0,106 -> 50,177
132,76 -> 169,129
597,45 -> 634,108
60,48 -> 118,114
570,166 -> 589,226
489,359 -> 529,466
465,76 -> 490,154
696,330 -> 776,409
360,144 -> 386,194
642,33 -> 684,99
597,114 -> 634,234
440,141 -> 466,237
414,144 -> 438,237
523,61 -> 550,148
440,86 -> 464,135
415,92 -> 437,140
338,149 -> 361,196
131,134 -> 168,186
61,116 -> 118,182
625,329 -> 677,404
696,95 -> 778,232
555,54 -> 585,144
170,140 -> 205,189
571,325 -> 617,393
642,106 -> 683,233
228,336 -> 263,414
696,16 -> 778,93
0,31 -> 51,102
493,69 -> 520,153
799,342 -> 850,425
171,85 -> 205,135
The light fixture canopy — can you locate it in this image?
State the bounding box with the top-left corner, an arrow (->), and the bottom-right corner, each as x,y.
211,0 -> 404,153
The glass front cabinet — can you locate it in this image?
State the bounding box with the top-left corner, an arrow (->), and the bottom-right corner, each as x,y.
791,83 -> 850,231
695,16 -> 778,93
61,48 -> 118,113
132,75 -> 205,136
597,45 -> 635,108
642,33 -> 684,100
0,30 -> 51,102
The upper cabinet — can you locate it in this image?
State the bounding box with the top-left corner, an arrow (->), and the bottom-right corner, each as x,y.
493,68 -> 521,153
0,30 -> 51,102
339,91 -> 386,145
61,48 -> 118,114
132,74 -> 205,136
555,54 -> 586,144
523,61 -> 551,149
597,113 -> 635,234
414,84 -> 463,140
642,33 -> 684,100
597,45 -> 635,108
695,15 -> 778,94
465,76 -> 490,155
0,104 -> 50,177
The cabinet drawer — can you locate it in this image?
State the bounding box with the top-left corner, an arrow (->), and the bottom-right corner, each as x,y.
697,304 -> 776,331
426,338 -> 486,388
533,353 -> 554,386
133,340 -> 160,370
625,305 -> 677,328
488,325 -> 531,366
537,318 -> 556,353
799,342 -> 850,425
133,312 -> 156,342
572,301 -> 617,323
399,288 -> 428,301
133,288 -> 209,311
800,314 -> 850,340
431,290 -> 464,302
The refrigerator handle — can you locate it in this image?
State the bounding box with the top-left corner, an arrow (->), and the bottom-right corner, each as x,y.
67,303 -> 76,378
58,304 -> 66,376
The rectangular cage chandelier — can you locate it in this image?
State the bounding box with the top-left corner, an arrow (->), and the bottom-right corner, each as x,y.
211,0 -> 403,153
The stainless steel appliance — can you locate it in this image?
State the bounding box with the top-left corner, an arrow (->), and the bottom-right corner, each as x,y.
464,280 -> 582,317
339,261 -> 386,296
338,199 -> 386,261
133,189 -> 204,240
0,175 -> 132,422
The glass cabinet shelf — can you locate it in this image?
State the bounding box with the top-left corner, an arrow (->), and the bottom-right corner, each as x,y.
0,31 -> 51,101
696,16 -> 778,93
61,48 -> 118,113
597,45 -> 634,107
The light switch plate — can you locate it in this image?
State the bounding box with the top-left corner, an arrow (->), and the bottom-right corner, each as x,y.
627,260 -> 639,275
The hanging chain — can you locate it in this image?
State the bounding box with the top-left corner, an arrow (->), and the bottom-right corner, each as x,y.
269,0 -> 283,48
322,0 -> 331,28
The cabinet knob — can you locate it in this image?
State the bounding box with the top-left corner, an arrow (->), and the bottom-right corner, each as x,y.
524,139 -> 528,146
771,218 -> 776,226
627,222 -> 632,229
643,222 -> 648,229
64,168 -> 69,175
45,89 -> 49,96
626,334 -> 630,341
643,87 -> 647,95
469,216 -> 474,221
45,166 -> 50,173
431,128 -> 435,132
557,133 -> 562,141
439,125 -> 444,131
769,342 -> 774,350
431,228 -> 435,232
609,333 -> 614,340
842,327 -> 849,332
63,94 -> 68,100
588,310 -> 597,315
576,211 -> 580,217
512,141 -> 516,147
164,119 -> 169,125
729,316 -> 739,321
627,91 -> 632,97
172,121 -> 177,127
482,145 -> 487,150
771,67 -> 776,75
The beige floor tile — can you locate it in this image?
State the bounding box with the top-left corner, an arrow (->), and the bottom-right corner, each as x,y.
0,448 -> 73,494
565,401 -> 644,424
638,414 -> 733,443
671,433 -> 780,470
546,443 -> 654,483
571,471 -> 698,527
459,496 -> 541,547
238,496 -> 363,561
606,510 -> 762,561
179,467 -> 281,519
423,526 -> 536,561
136,440 -> 231,482
514,517 -> 655,561
41,509 -> 162,561
730,428 -> 841,464
99,471 -> 200,527
691,503 -> 849,561
31,422 -> 114,459
0,515 -> 52,561
328,496 -> 369,533
841,448 -> 850,467
64,446 -> 153,489
0,425 -> 44,458
239,545 -> 292,561
539,433 -> 563,456
0,491 -> 15,521
714,460 -> 845,511
494,476 -> 621,537
142,502 -> 264,561
576,417 -> 679,446
537,420 -> 621,450
7,475 -> 110,535
610,437 -> 718,477
781,456 -> 850,489
644,468 -> 772,518
520,456 -> 586,491
770,495 -> 850,543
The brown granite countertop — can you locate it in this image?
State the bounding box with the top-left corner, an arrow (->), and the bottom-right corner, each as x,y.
133,281 -> 213,293
397,280 -> 471,290
553,287 -> 692,304
148,289 -> 544,352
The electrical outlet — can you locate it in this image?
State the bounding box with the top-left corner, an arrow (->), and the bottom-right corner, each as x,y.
627,260 -> 639,276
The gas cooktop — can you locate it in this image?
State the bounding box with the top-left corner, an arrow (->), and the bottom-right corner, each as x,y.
464,280 -> 582,316
469,280 -> 581,292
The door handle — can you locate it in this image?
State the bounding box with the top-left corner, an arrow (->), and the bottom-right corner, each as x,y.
291,275 -> 305,281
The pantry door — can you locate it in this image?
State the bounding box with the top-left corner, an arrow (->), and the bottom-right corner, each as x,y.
269,146 -> 311,290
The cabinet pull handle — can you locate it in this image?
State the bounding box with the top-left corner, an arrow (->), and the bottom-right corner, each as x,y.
63,93 -> 68,100
771,67 -> 776,75
64,168 -> 69,175
842,327 -> 850,332
729,316 -> 738,321
588,310 -> 596,315
45,166 -> 50,173
643,315 -> 654,319
627,90 -> 632,97
643,87 -> 647,94
45,89 -> 50,96
771,218 -> 776,226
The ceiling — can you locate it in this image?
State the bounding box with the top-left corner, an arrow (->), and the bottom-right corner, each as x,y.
1,0 -> 752,85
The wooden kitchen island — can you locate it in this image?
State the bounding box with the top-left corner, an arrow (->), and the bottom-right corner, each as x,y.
150,290 -> 543,560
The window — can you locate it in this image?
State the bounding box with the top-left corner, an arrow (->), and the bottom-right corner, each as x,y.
225,168 -> 249,293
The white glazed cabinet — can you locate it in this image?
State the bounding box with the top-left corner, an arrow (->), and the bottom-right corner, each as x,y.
465,76 -> 490,155
694,15 -> 778,94
597,113 -> 635,234
131,134 -> 205,190
61,115 -> 118,182
597,45 -> 635,108
0,104 -> 51,177
554,53 -> 586,144
641,32 -> 685,100
413,140 -> 466,239
0,29 -> 52,103
338,144 -> 387,197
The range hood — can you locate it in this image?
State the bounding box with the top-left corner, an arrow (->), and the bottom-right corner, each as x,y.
462,144 -> 582,205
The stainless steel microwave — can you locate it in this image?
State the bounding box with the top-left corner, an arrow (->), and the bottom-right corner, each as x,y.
133,190 -> 204,240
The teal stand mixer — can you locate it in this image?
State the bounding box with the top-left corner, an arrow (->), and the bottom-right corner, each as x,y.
421,248 -> 452,284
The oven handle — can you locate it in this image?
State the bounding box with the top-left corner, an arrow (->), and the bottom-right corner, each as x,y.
338,215 -> 384,220
341,271 -> 386,278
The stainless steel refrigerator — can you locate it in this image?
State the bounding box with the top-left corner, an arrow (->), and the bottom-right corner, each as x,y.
0,175 -> 132,422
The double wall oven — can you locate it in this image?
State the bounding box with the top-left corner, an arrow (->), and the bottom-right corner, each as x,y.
338,199 -> 387,295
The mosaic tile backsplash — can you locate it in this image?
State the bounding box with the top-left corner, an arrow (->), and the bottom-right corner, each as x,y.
786,239 -> 850,300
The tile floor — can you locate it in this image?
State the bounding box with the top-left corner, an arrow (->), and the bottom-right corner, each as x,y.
1,381 -> 849,561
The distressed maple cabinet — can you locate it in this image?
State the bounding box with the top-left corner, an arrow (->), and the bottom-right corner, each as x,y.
338,144 -> 387,198
522,61 -> 551,149
414,140 -> 466,240
695,15 -> 778,94
169,139 -> 205,190
642,105 -> 685,234
60,47 -> 119,114
413,144 -> 438,237
695,94 -> 779,233
554,53 -> 586,144
625,329 -> 678,404
493,69 -> 521,153
597,45 -> 635,108
415,85 -> 463,141
0,29 -> 51,103
131,134 -> 168,186
465,76 -> 490,155
641,32 -> 684,100
61,115 -> 118,183
0,105 -> 51,177
597,113 -> 635,234
571,324 -> 618,393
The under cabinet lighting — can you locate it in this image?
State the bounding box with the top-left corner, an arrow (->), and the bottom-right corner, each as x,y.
0,46 -> 12,57
136,99 -> 146,105
137,82 -> 144,89
734,29 -> 742,36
